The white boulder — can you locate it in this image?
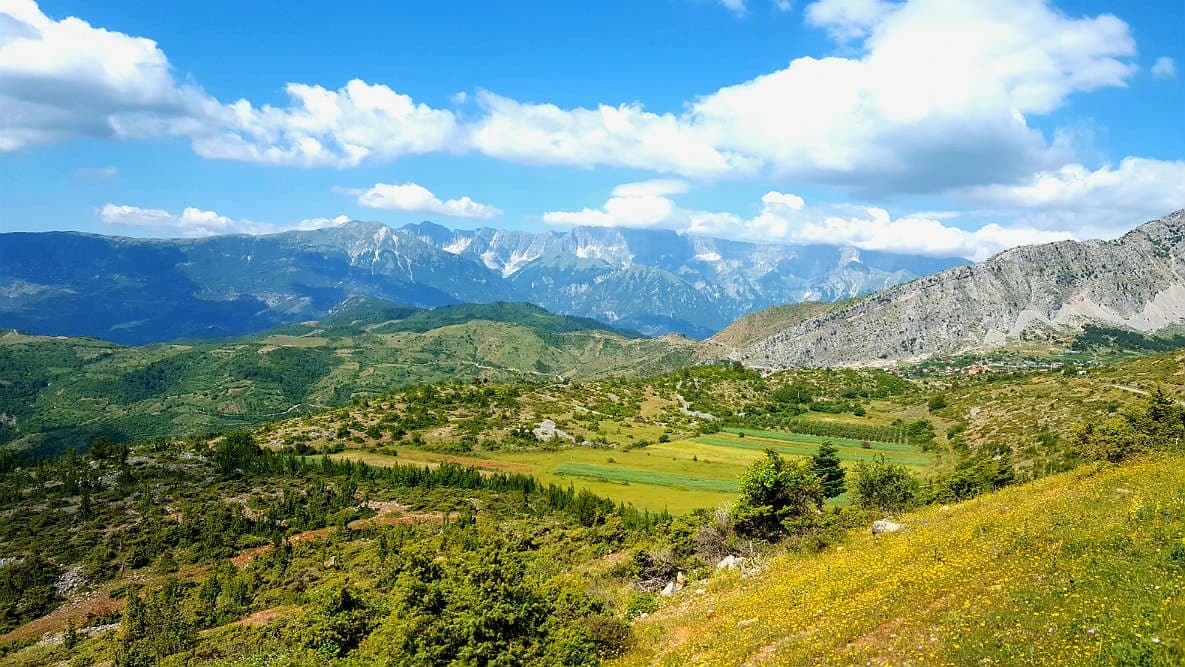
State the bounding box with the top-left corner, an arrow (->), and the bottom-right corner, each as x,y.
872,519 -> 903,535
716,555 -> 745,570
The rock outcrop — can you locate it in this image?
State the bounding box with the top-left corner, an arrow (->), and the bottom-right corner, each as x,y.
737,211 -> 1185,368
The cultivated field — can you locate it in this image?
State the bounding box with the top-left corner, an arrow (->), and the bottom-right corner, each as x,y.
345,426 -> 934,514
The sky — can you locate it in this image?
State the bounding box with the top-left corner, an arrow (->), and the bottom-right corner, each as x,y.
0,0 -> 1182,260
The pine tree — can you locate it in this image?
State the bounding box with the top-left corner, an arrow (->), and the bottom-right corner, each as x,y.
811,441 -> 846,499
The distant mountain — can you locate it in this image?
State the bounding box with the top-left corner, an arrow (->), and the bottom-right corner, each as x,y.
734,210 -> 1185,368
0,222 -> 964,343
0,299 -> 697,455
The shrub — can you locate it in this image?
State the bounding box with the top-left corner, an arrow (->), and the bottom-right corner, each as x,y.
851,456 -> 919,513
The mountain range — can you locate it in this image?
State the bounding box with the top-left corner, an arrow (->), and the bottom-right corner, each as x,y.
0,221 -> 963,343
726,210 -> 1185,368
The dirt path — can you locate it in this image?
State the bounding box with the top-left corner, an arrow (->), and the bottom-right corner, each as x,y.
1,564 -> 209,645
1108,384 -> 1185,405
674,393 -> 716,420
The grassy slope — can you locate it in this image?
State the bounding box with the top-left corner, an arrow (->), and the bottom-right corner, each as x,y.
932,350 -> 1185,469
620,454 -> 1185,666
705,301 -> 851,352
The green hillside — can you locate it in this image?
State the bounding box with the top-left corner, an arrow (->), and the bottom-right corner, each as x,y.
621,453 -> 1185,666
0,345 -> 1182,666
0,304 -> 698,456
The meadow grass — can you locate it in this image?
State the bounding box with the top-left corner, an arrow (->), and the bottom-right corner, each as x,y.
619,453 -> 1185,666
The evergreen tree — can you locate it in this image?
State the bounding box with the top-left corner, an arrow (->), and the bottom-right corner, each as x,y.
732,449 -> 824,536
811,441 -> 846,499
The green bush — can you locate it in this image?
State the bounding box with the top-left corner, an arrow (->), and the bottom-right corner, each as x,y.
851,456 -> 919,513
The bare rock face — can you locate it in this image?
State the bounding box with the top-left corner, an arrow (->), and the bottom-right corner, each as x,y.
737,211 -> 1185,369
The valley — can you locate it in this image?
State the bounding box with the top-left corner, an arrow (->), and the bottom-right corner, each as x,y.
3,1 -> 1183,664
0,214 -> 1182,667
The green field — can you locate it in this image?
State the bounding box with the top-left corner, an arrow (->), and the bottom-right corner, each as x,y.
553,463 -> 740,492
695,431 -> 933,467
344,425 -> 934,514
721,426 -> 909,450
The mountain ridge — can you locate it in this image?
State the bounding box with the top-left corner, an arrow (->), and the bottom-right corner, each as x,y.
0,222 -> 964,342
735,210 -> 1185,368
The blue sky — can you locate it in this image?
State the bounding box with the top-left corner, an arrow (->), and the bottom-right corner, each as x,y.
0,0 -> 1182,259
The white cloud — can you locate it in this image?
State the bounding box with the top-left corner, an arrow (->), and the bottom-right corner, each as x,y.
1151,56 -> 1176,78
805,0 -> 899,42
761,191 -> 805,210
543,182 -> 681,228
0,0 -> 201,151
349,182 -> 501,219
775,1 -> 794,12
471,0 -> 1139,192
0,0 -> 1161,217
686,0 -> 1137,192
958,157 -> 1185,237
719,0 -> 747,15
543,181 -> 1084,259
98,203 -> 347,236
765,207 -> 1072,259
468,91 -> 757,179
0,3 -> 458,166
190,80 -> 461,167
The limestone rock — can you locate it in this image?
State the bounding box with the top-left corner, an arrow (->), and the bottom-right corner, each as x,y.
735,211 -> 1185,368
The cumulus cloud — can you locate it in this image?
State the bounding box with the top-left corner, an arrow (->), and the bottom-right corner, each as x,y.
689,0 -> 1136,192
98,203 -> 347,237
761,207 -> 1072,259
190,80 -> 461,167
0,0 -> 202,151
467,91 -> 757,179
544,181 -> 1084,259
958,157 -> 1185,237
544,196 -> 677,228
0,0 -> 1161,214
345,182 -> 501,219
470,0 -> 1139,192
804,0 -> 899,42
1151,57 -> 1176,78
0,3 -> 458,166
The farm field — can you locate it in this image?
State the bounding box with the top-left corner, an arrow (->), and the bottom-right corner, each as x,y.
337,426 -> 933,514
703,429 -> 933,468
